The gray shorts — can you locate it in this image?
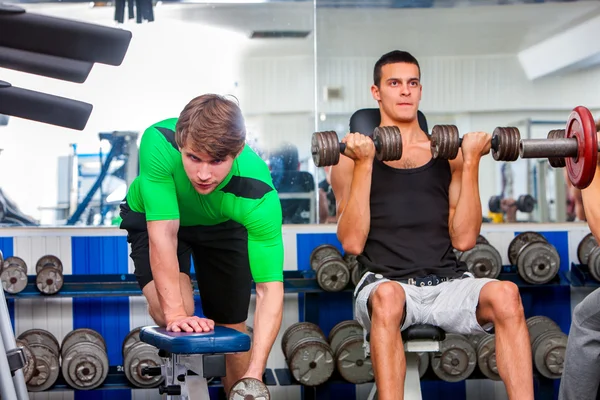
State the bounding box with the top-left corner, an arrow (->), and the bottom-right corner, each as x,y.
354,271 -> 496,338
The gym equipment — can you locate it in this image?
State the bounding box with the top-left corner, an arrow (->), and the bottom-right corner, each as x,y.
61,328 -> 109,390
281,322 -> 334,386
328,320 -> 373,384
586,246 -> 600,282
17,328 -> 60,392
311,127 -> 402,167
508,232 -> 560,284
122,327 -> 163,388
35,255 -> 64,295
15,339 -> 35,383
488,194 -> 536,214
343,253 -> 362,287
139,325 -> 258,400
527,316 -> 567,379
309,245 -> 350,292
1,256 -> 28,294
430,334 -> 477,382
469,334 -> 499,381
457,240 -> 503,279
229,378 -> 270,400
430,125 -> 520,161
577,233 -> 598,265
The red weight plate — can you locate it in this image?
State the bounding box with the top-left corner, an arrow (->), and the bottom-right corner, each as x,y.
566,106 -> 598,189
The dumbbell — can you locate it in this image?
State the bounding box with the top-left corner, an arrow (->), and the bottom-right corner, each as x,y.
309,244 -> 350,292
577,233 -> 600,282
526,316 -> 567,379
1,256 -> 28,294
281,322 -> 334,386
457,236 -> 503,279
508,231 -> 560,285
61,328 -> 109,390
17,329 -> 61,392
343,253 -> 362,287
35,255 -> 64,295
229,377 -> 271,400
311,126 -> 402,167
15,339 -> 37,383
469,334 -> 499,381
122,327 -> 164,388
430,333 -> 477,382
328,320 -> 373,384
488,194 -> 536,214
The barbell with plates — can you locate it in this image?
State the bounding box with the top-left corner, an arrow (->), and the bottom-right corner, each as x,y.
311,126 -> 402,167
430,333 -> 477,382
35,255 -> 64,295
469,334 -> 499,381
228,377 -> 270,400
281,322 -> 334,386
309,244 -> 350,292
508,231 -> 560,285
17,329 -> 60,392
122,327 -> 164,388
61,328 -> 109,390
328,320 -> 373,384
1,256 -> 28,294
488,194 -> 536,214
457,239 -> 503,280
526,316 -> 567,379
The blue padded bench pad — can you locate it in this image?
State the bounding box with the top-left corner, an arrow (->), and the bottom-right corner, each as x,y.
139,326 -> 251,354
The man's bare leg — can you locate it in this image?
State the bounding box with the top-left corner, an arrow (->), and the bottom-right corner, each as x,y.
477,281 -> 534,400
216,322 -> 252,395
142,273 -> 196,326
369,282 -> 407,400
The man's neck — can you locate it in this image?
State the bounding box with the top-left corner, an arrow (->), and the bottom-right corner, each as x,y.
380,116 -> 424,144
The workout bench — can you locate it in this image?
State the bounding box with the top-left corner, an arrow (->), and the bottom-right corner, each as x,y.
139,326 -> 255,400
367,324 -> 446,400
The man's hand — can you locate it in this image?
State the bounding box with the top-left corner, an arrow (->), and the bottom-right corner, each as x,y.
341,133 -> 376,165
166,314 -> 215,333
461,132 -> 492,163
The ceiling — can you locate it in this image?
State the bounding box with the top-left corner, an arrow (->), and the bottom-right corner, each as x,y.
16,0 -> 600,58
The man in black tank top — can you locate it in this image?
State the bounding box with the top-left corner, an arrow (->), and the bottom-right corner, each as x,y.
330,50 -> 533,400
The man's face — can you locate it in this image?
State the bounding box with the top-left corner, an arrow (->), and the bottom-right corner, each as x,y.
181,142 -> 236,195
371,62 -> 422,123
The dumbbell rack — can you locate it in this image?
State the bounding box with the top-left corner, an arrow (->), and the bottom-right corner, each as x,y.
3,266 -> 593,398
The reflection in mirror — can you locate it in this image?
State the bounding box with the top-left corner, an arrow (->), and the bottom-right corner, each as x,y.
315,0 -> 600,224
0,0 -> 317,226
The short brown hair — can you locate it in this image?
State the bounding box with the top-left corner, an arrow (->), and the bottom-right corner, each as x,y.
175,94 -> 246,159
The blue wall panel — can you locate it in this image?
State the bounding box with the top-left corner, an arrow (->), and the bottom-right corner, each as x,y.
72,236 -> 131,400
0,237 -> 15,329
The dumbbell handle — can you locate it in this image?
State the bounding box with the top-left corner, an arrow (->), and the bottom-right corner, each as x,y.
339,136 -> 380,156
453,135 -> 501,152
519,137 -> 600,159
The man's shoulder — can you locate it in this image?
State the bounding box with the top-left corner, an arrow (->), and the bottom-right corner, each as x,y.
140,118 -> 179,149
220,145 -> 277,202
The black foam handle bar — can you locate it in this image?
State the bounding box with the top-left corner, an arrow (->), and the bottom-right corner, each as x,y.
0,81 -> 93,130
0,4 -> 132,67
0,46 -> 93,83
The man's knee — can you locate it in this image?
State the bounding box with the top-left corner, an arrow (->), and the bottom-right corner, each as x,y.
483,281 -> 524,322
369,282 -> 405,323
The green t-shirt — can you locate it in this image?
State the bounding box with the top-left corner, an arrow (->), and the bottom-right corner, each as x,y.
126,118 -> 284,283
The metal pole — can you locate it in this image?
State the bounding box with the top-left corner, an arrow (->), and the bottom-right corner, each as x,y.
0,289 -> 29,400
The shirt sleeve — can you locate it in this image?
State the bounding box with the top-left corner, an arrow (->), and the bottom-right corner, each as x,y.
244,190 -> 284,283
138,128 -> 180,221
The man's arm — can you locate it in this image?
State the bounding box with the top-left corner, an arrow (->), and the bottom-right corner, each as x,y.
581,163 -> 600,241
331,133 -> 375,255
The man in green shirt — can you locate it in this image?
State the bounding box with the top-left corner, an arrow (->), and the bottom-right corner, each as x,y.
119,94 -> 284,393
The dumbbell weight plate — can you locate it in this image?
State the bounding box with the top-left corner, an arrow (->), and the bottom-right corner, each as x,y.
508,231 -> 547,266
517,241 -> 560,284
311,131 -> 340,167
317,259 -> 350,292
577,233 -> 598,265
309,244 -> 342,271
476,334 -> 500,381
547,129 -> 567,168
62,328 -> 107,356
526,315 -> 560,345
122,327 -> 142,358
430,334 -> 476,382
228,377 -> 270,400
517,194 -> 536,213
124,342 -> 164,388
532,330 -> 567,379
18,329 -> 60,357
328,320 -> 363,356
459,243 -> 502,279
492,127 -> 521,162
335,335 -> 373,384
62,341 -> 109,390
288,336 -> 335,386
1,263 -> 28,294
281,322 -> 325,358
488,195 -> 502,213
343,253 -> 358,271
35,255 -> 63,274
587,246 -> 600,283
430,125 -> 460,160
36,266 -> 64,294
26,342 -> 60,392
565,106 -> 598,190
373,126 -> 402,162
476,235 -> 489,245
16,339 -> 36,383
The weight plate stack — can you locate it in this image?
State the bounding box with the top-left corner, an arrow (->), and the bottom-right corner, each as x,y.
309,245 -> 349,292
430,334 -> 476,382
459,243 -> 502,279
122,327 -> 164,388
17,329 -> 60,392
577,233 -> 598,265
61,328 -> 109,390
328,320 -> 373,384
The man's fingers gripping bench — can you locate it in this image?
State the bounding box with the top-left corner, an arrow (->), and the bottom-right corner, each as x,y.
139,326 -> 270,400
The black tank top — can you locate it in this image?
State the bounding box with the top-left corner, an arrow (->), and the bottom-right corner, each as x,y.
357,156 -> 467,280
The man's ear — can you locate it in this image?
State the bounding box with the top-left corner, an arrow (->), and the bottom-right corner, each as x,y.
371,84 -> 381,101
